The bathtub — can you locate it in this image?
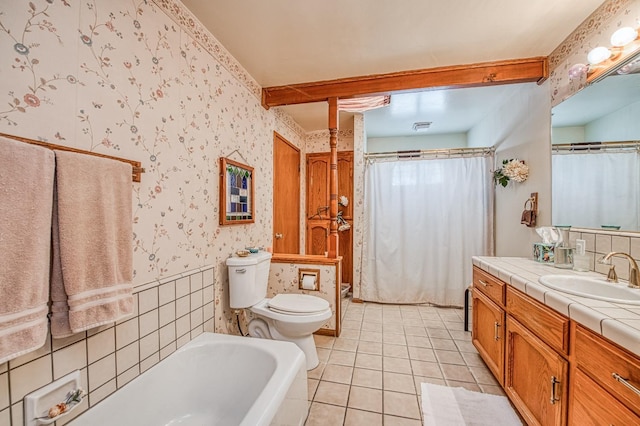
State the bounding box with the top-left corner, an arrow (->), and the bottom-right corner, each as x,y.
71,333 -> 308,426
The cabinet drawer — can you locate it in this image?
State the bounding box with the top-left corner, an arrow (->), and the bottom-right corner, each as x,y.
574,325 -> 640,416
569,368 -> 640,426
506,287 -> 569,356
473,266 -> 505,306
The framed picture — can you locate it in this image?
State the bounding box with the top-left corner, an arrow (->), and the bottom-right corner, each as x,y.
219,157 -> 254,226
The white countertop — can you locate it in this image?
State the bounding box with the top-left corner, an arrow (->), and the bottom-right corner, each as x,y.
472,256 -> 640,356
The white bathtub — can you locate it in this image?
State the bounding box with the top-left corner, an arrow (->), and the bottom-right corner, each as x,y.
71,333 -> 308,426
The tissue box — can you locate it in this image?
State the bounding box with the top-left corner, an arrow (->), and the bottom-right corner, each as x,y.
533,243 -> 554,263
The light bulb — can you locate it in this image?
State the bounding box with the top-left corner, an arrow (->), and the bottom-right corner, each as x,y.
587,47 -> 612,65
610,27 -> 637,47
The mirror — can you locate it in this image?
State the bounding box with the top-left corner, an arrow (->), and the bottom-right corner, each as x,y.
551,52 -> 640,231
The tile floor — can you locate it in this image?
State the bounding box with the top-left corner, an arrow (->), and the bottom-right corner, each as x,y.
305,297 -> 503,425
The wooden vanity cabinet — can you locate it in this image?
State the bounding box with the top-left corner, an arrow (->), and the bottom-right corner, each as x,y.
471,266 -> 506,384
472,288 -> 505,384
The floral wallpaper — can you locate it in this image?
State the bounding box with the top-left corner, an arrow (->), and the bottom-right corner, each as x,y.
351,114 -> 366,300
0,0 -> 305,334
549,0 -> 640,106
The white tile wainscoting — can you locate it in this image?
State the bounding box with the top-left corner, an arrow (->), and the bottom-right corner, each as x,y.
0,266 -> 214,426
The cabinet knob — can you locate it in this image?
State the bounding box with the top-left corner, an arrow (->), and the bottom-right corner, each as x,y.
275,233 -> 283,239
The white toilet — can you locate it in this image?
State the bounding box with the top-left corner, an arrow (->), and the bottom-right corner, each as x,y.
226,251 -> 332,370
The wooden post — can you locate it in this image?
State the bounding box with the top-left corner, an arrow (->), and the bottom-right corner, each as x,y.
327,97 -> 339,258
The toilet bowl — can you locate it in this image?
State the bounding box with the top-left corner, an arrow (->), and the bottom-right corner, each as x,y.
226,252 -> 332,370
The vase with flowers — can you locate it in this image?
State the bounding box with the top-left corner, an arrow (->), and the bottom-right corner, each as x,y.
337,195 -> 350,231
493,158 -> 529,187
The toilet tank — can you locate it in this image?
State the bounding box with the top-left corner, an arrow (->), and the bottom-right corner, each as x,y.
226,251 -> 272,308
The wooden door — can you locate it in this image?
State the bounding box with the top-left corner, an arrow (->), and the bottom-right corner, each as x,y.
306,220 -> 329,255
505,316 -> 568,426
306,154 -> 330,219
273,133 -> 300,254
471,288 -> 505,385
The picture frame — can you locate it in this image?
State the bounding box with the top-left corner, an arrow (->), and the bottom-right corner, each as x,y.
219,157 -> 254,226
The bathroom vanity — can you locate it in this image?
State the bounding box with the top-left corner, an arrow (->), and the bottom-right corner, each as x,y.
471,257 -> 640,425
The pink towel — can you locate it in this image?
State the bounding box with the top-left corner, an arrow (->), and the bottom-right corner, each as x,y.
50,150 -> 134,337
0,137 -> 54,364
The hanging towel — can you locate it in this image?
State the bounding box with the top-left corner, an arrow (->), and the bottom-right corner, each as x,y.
0,137 -> 54,364
50,150 -> 134,337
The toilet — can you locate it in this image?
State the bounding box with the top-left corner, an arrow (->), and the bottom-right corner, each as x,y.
226,251 -> 332,370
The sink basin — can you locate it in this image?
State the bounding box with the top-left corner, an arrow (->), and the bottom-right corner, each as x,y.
538,275 -> 640,305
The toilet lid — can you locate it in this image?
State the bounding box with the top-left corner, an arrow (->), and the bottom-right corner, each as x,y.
268,294 -> 330,315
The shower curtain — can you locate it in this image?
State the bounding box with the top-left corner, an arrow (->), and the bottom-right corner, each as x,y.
552,151 -> 640,230
360,155 -> 493,307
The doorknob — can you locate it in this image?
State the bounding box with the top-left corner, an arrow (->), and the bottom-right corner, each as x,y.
275,233 -> 283,239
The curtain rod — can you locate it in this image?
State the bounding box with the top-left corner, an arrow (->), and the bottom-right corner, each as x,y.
364,146 -> 495,161
552,141 -> 640,153
0,132 -> 145,182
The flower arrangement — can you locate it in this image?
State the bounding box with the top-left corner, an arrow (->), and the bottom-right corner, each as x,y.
494,159 -> 529,187
337,195 -> 350,231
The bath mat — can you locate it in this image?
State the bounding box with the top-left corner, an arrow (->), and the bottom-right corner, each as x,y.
421,383 -> 522,425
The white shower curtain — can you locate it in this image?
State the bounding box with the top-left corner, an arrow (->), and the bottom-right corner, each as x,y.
360,155 -> 494,307
552,151 -> 640,230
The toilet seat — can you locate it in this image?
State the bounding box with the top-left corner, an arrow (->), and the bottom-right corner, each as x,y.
267,294 -> 330,315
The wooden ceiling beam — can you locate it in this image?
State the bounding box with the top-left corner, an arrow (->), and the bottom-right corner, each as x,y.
261,56 -> 548,108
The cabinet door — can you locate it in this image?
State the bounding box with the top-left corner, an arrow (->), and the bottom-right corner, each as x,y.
505,316 -> 568,426
569,368 -> 640,426
337,152 -> 353,219
338,224 -> 352,286
306,220 -> 329,255
306,155 -> 330,219
472,288 -> 505,385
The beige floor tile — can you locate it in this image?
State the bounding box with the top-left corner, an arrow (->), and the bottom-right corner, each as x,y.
427,328 -> 452,339
441,363 -> 475,383
413,376 -> 446,395
355,353 -> 382,370
434,349 -> 465,365
407,346 -> 436,362
423,319 -> 446,328
344,408 -> 383,426
360,322 -> 382,332
360,331 -> 383,342
339,329 -> 361,340
322,364 -> 354,384
430,338 -> 458,351
357,341 -> 382,355
461,351 -> 485,367
455,340 -> 479,353
383,372 -> 416,394
401,318 -> 424,327
352,368 -> 382,389
383,357 -> 412,374
342,320 -> 361,330
470,365 -> 499,386
308,378 -> 319,400
405,335 -> 431,348
403,326 -> 427,336
382,323 -> 404,333
383,344 -> 409,359
308,362 -> 326,380
480,383 -> 506,396
446,380 -> 481,392
328,350 -> 356,367
316,347 -> 331,363
333,338 -> 358,352
449,330 -> 471,340
382,333 -> 407,345
314,381 -> 350,406
410,360 -> 443,379
314,335 -> 335,349
383,391 -> 421,419
305,402 -> 345,425
348,385 -> 383,412
384,415 -> 423,426
363,313 -> 383,323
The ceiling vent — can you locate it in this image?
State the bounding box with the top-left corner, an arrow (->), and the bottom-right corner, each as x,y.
412,121 -> 432,131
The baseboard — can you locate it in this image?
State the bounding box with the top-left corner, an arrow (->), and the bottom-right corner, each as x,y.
351,298 -> 364,303
314,328 -> 336,337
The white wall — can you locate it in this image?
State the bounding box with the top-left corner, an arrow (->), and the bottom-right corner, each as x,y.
551,126 -> 585,144
585,100 -> 640,141
367,133 -> 467,153
468,82 -> 552,257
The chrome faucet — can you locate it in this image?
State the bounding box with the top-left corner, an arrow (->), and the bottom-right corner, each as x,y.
601,252 -> 640,289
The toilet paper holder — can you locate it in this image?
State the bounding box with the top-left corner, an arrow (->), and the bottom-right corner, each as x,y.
298,268 -> 320,291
